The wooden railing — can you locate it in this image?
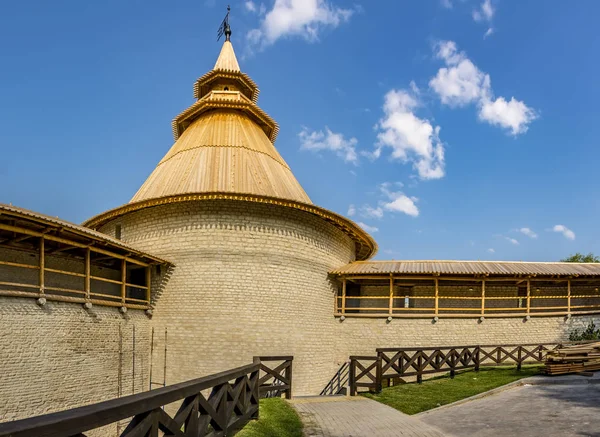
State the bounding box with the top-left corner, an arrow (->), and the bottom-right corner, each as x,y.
0,234 -> 152,310
349,343 -> 567,395
336,277 -> 600,318
0,357 -> 293,437
254,356 -> 293,399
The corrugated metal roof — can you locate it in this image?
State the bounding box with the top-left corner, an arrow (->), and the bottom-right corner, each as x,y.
330,260 -> 600,277
0,203 -> 171,264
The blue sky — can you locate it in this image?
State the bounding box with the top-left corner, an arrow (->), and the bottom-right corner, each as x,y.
1,0 -> 599,261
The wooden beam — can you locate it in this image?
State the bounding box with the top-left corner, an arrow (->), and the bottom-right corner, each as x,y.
121,259 -> 126,305
481,280 -> 486,316
567,279 -> 571,314
85,247 -> 91,300
388,274 -> 394,315
526,278 -> 531,315
341,277 -> 347,315
434,278 -> 439,316
39,237 -> 44,295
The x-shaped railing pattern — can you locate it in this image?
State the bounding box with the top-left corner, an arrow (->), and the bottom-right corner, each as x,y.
0,357 -> 294,437
348,343 -> 570,395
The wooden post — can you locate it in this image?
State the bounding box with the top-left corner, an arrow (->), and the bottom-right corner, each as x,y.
284,358 -> 293,399
474,346 -> 480,372
85,247 -> 91,300
145,266 -> 152,305
39,237 -> 45,295
417,352 -> 423,384
341,277 -> 347,315
517,346 -> 522,371
121,259 -> 127,304
389,274 -> 394,315
567,279 -> 571,314
349,358 -> 356,396
481,280 -> 486,316
434,277 -> 439,316
375,353 -> 383,393
526,279 -> 531,315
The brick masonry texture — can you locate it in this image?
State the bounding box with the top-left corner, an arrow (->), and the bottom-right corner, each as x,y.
0,296 -> 150,430
100,199 -> 356,396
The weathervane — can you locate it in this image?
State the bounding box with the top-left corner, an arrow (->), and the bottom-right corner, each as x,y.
217,5 -> 231,41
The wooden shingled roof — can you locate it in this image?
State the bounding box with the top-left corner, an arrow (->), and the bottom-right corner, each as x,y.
331,260 -> 600,277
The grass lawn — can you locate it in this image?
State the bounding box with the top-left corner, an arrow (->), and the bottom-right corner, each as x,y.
236,398 -> 303,437
363,365 -> 542,415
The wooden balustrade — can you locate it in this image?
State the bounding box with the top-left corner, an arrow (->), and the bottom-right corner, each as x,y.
253,356 -> 293,399
348,343 -> 579,395
335,276 -> 600,318
0,357 -> 293,437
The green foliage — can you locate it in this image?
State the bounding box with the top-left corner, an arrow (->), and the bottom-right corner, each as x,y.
363,366 -> 541,415
569,321 -> 600,341
236,398 -> 303,437
561,252 -> 600,263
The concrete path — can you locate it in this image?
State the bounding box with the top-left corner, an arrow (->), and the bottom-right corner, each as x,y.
420,374 -> 600,437
291,396 -> 449,437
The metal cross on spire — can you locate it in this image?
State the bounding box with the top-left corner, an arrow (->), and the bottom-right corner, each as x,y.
217,5 -> 231,41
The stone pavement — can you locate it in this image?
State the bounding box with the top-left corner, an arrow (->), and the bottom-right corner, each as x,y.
419,374 -> 600,437
291,396 -> 449,437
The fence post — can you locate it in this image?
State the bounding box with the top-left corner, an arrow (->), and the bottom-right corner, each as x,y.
349,358 -> 356,396
375,353 -> 383,393
417,352 -> 423,384
450,349 -> 456,379
475,346 -> 480,372
285,358 -> 293,399
251,365 -> 260,419
517,346 -> 522,371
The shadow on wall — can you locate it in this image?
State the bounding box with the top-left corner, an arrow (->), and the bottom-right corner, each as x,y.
150,264 -> 175,309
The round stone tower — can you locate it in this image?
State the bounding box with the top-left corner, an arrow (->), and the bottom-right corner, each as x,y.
84,39 -> 376,395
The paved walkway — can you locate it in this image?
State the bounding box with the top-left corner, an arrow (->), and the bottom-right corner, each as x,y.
419,374 -> 600,437
291,396 -> 448,437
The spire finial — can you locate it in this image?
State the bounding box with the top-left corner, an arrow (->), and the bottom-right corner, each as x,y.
217,5 -> 232,42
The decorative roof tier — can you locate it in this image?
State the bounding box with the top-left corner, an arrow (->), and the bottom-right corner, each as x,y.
84,37 -> 377,261
131,39 -> 308,205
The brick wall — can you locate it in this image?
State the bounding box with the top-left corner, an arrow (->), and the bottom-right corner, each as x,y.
100,199 -> 356,395
0,296 -> 150,430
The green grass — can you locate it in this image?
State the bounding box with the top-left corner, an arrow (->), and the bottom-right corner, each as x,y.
363,365 -> 542,415
236,398 -> 303,437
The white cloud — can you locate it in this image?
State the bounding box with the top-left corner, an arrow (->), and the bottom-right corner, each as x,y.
361,205 -> 384,219
518,227 -> 538,239
379,183 -> 419,217
487,248 -> 495,253
347,204 -> 356,217
553,224 -> 576,240
357,222 -> 378,233
441,0 -> 453,8
505,237 -> 519,245
245,1 -> 257,12
430,41 -> 537,135
247,0 -> 354,49
473,0 -> 494,22
479,97 -> 537,135
299,126 -> 358,164
484,27 -> 494,38
373,83 -> 445,180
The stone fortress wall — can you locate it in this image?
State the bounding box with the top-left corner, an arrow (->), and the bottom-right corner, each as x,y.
99,199 -> 356,395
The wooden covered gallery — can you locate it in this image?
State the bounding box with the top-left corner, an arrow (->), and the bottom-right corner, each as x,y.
331,260 -> 600,318
0,204 -> 169,310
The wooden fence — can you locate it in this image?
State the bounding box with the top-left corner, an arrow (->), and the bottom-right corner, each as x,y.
349,343 -> 564,395
0,357 -> 293,437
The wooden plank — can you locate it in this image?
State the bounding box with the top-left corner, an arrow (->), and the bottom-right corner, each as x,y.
44,267 -> 86,278
434,278 -> 439,316
39,237 -> 45,295
526,278 -> 531,315
0,260 -> 39,270
341,277 -> 346,314
85,247 -> 91,300
121,259 -> 126,304
388,274 -> 393,316
481,279 -> 485,315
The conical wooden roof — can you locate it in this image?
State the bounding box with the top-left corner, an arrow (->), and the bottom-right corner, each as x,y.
130,40 -> 311,205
